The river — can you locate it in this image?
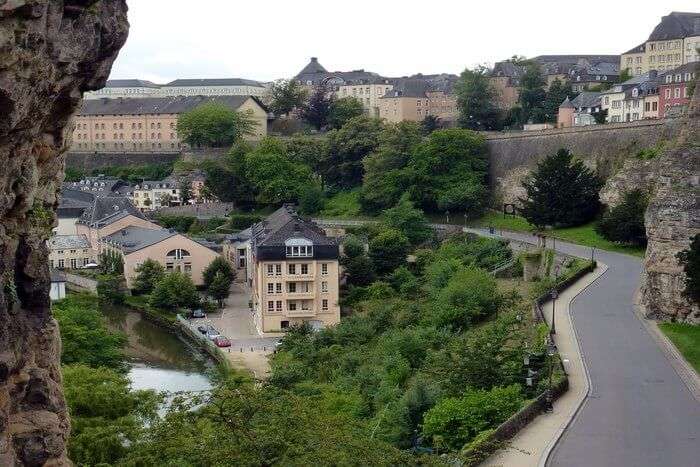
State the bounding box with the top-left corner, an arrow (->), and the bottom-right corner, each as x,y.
101,305 -> 214,394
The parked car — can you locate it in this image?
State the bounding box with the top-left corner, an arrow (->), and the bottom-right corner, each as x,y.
189,309 -> 206,319
205,326 -> 221,340
213,336 -> 231,347
197,325 -> 208,334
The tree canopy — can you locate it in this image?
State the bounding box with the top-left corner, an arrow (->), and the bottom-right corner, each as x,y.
518,61 -> 547,124
456,65 -> 502,131
519,148 -> 603,228
177,103 -> 257,147
149,272 -> 200,311
132,259 -> 165,294
328,97 -> 365,129
301,82 -> 333,130
268,79 -> 307,116
596,189 -> 648,246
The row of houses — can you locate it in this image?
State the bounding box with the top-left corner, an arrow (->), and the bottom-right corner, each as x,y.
52,186 -> 343,333
557,63 -> 696,127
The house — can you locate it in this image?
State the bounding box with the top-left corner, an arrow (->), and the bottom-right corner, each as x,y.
377,77 -> 458,124
55,188 -> 95,235
620,11 -> 700,76
489,61 -> 524,110
48,235 -> 93,269
101,226 -> 219,289
49,269 -> 66,302
130,180 -> 181,210
569,62 -> 620,92
75,195 -> 161,259
558,92 -> 604,128
227,205 -> 341,333
600,71 -> 659,122
658,62 -> 697,117
71,95 -> 269,153
336,78 -> 394,118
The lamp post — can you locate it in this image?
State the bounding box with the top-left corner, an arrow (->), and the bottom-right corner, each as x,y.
445,210 -> 450,224
545,339 -> 557,412
550,289 -> 558,335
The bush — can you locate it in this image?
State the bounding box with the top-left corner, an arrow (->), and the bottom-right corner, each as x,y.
298,184 -> 325,215
431,267 -> 499,329
132,259 -> 165,294
368,228 -> 410,276
157,214 -> 197,233
97,274 -> 124,305
422,385 -> 523,450
596,189 -> 648,246
229,213 -> 263,230
149,272 -> 200,311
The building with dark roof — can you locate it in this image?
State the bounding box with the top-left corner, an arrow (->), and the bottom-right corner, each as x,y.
71,95 -> 269,153
228,205 -> 340,333
48,234 -> 94,270
658,62 -> 698,118
101,226 -> 219,288
159,78 -> 266,98
620,11 -> 700,77
84,79 -> 161,99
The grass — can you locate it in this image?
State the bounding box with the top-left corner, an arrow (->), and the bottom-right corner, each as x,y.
319,190 -> 374,220
467,210 -> 646,258
658,323 -> 700,373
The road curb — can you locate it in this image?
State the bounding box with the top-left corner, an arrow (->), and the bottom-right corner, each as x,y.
539,263 -> 608,467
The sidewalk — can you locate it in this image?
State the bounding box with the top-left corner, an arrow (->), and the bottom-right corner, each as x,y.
482,263 -> 607,467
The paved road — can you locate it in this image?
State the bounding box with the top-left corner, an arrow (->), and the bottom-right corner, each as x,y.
467,228 -> 700,467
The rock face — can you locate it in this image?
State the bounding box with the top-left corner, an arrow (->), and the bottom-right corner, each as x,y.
639,94 -> 700,323
0,2 -> 128,465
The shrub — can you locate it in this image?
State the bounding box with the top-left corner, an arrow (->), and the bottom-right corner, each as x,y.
368,228 -> 410,276
97,274 -> 124,305
596,189 -> 648,246
132,259 -> 165,294
422,385 -> 523,450
149,272 -> 200,311
431,267 -> 499,329
229,213 -> 263,230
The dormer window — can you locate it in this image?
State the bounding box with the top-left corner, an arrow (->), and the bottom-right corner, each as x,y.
285,238 -> 313,257
665,75 -> 672,83
166,249 -> 190,260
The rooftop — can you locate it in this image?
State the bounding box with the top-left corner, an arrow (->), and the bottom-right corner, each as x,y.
648,12 -> 700,41
77,195 -> 146,227
104,79 -> 160,89
79,95 -> 266,116
48,234 -> 91,250
163,78 -> 264,88
103,226 -> 176,253
251,205 -> 335,248
622,42 -> 646,55
571,92 -> 602,108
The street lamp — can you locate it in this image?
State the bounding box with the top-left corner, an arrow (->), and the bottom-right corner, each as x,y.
550,290 -> 558,335
545,339 -> 557,412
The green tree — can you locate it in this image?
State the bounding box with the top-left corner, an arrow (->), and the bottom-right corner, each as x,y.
619,68 -> 632,83
177,102 -> 257,147
328,97 -> 365,129
323,115 -> 385,190
592,108 -> 608,124
178,177 -> 193,204
96,274 -> 124,305
53,294 -> 127,370
543,78 -> 574,123
150,272 -> 200,311
431,267 -> 499,329
203,256 -> 236,289
132,259 -> 165,294
421,115 -> 440,134
285,134 -> 329,174
382,195 -> 432,246
422,385 -> 523,450
302,81 -> 333,130
63,364 -> 160,465
245,150 -> 316,204
99,250 -> 123,274
596,189 -> 648,246
519,148 -> 603,228
677,234 -> 700,304
518,61 -> 547,124
298,183 -> 325,215
369,228 -> 410,275
456,65 -> 502,130
340,235 -> 376,287
209,271 -> 232,307
201,145 -> 257,208
269,78 -> 308,116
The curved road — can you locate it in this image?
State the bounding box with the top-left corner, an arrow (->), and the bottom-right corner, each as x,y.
471,229 -> 699,467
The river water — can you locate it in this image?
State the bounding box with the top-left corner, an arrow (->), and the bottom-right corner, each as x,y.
101,305 -> 213,394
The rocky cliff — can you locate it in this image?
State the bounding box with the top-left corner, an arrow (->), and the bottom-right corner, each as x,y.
0,2 -> 128,465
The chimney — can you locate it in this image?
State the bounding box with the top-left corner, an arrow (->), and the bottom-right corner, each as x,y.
311,57 -> 318,62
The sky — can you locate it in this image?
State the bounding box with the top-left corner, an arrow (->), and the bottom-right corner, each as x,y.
111,1 -> 700,83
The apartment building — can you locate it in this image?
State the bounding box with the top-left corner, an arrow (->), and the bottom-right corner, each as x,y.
85,78 -> 267,99
378,79 -> 458,124
229,206 -> 340,333
71,95 -> 268,153
621,12 -> 700,76
48,235 -> 93,269
600,71 -> 659,122
336,79 -> 394,117
101,226 -> 219,288
130,180 -> 180,210
658,62 -> 697,117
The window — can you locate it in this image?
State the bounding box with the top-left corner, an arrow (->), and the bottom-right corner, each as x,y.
652,102 -> 658,111
275,264 -> 282,275
665,89 -> 672,99
268,301 -> 274,311
268,283 -> 274,294
276,301 -> 283,311
288,282 -> 297,293
301,300 -> 310,310
674,88 -> 681,98
50,260 -> 54,268
285,239 -> 313,257
288,302 -> 297,311
166,249 -> 190,260
58,259 -> 64,268
322,299 -> 329,311
281,320 -> 290,329
604,96 -> 609,105
645,102 -> 650,112
321,263 -> 328,275
321,281 -> 328,293
83,258 -> 89,266
288,264 -> 296,275
276,283 -> 282,293
70,258 -> 77,269
301,264 -> 308,275
266,265 -> 274,276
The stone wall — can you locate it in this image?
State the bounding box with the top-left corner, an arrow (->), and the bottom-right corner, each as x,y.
0,2 -> 129,465
149,202 -> 235,219
66,151 -> 181,171
485,119 -> 682,205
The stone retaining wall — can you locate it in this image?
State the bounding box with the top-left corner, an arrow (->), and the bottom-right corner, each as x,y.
63,271 -> 98,293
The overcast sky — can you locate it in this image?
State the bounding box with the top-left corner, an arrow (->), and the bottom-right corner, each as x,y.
111,1 -> 699,83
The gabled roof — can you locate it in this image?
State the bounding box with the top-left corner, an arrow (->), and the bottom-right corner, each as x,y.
103,226 -> 177,253
77,196 -> 146,227
163,78 -> 264,88
571,92 -> 601,108
491,61 -> 525,78
79,95 -> 267,116
58,188 -> 95,217
66,177 -> 125,196
648,12 -> 700,41
105,79 -> 160,89
48,234 -> 91,250
381,79 -> 430,99
559,97 -> 575,109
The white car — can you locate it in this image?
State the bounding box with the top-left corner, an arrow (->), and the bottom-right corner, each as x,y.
205,326 -> 221,340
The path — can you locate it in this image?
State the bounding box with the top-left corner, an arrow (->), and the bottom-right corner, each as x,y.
468,228 -> 700,467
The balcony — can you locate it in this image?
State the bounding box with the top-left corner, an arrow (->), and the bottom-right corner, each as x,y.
286,291 -> 315,300
285,308 -> 317,318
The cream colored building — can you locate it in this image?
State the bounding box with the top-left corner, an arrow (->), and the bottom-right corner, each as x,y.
101,226 -> 219,289
227,206 -> 341,333
621,12 -> 700,76
378,79 -> 458,124
336,81 -> 393,117
129,180 -> 180,210
71,95 -> 268,153
48,235 -> 93,269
